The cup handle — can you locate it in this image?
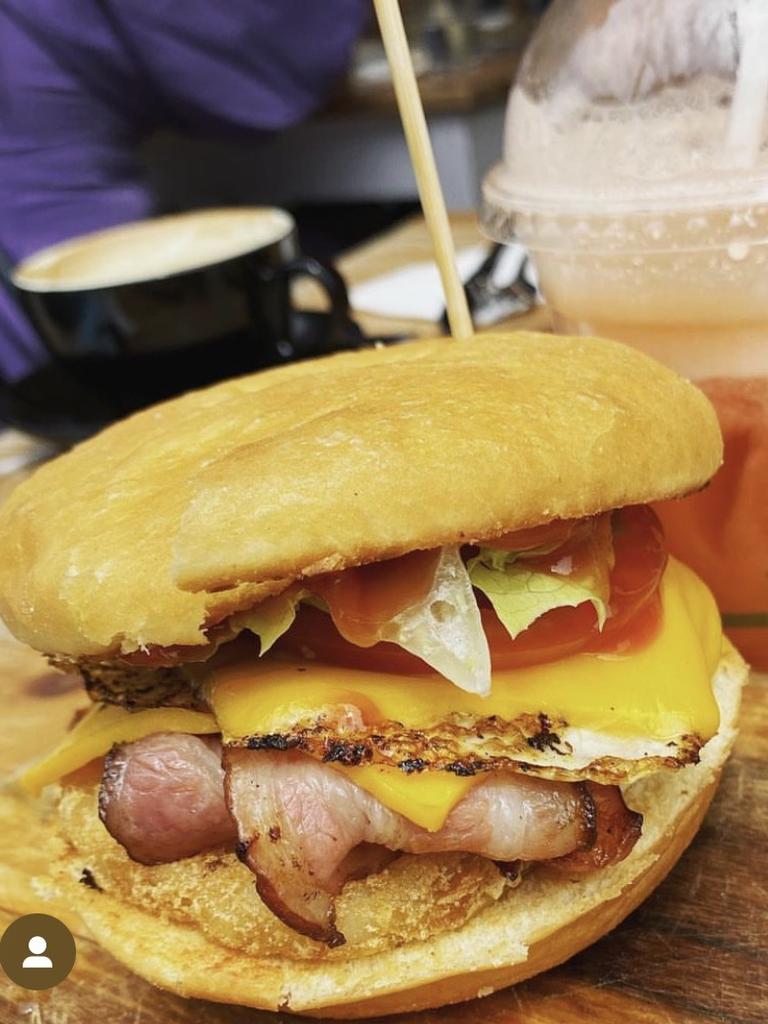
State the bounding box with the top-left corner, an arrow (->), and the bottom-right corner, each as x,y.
278,256 -> 351,354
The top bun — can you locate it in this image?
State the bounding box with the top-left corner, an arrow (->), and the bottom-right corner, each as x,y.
0,333 -> 721,658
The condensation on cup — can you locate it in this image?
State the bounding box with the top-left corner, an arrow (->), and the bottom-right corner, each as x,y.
482,0 -> 768,380
482,0 -> 768,667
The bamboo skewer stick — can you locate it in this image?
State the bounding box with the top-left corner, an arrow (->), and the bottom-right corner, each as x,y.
372,0 -> 474,340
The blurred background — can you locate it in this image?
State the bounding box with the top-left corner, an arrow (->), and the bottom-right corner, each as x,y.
0,0 -> 548,423
144,0 -> 547,238
1,0 -> 765,666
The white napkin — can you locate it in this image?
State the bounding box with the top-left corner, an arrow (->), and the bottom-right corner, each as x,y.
349,243 -> 533,322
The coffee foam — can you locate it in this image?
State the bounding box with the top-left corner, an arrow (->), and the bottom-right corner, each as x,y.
13,208 -> 294,292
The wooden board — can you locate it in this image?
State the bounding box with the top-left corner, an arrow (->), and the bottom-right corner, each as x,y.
0,632 -> 766,1023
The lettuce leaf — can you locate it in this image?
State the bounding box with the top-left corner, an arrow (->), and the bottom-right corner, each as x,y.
232,590 -> 304,654
232,549 -> 492,695
468,516 -> 614,641
378,545 -> 491,696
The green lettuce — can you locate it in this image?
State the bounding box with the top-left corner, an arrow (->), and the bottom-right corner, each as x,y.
467,522 -> 613,641
232,591 -> 303,654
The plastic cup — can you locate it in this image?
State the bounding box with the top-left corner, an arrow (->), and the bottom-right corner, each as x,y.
482,0 -> 768,380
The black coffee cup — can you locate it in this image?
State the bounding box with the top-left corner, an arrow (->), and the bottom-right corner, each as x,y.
2,208 -> 359,440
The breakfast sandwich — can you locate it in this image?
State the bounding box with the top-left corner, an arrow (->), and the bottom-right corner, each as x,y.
0,333 -> 746,1016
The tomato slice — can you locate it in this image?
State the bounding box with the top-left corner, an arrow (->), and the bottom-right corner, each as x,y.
278,604 -> 431,672
486,506 -> 666,669
276,505 -> 668,674
588,505 -> 667,652
312,548 -> 441,648
490,518 -> 582,553
479,600 -> 599,670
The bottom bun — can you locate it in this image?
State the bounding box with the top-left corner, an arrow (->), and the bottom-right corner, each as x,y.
52,643 -> 746,1018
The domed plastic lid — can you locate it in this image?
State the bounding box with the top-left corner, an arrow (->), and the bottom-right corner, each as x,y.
483,0 -> 768,243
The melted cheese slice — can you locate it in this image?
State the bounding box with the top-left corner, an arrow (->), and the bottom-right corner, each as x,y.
18,704 -> 218,795
334,764 -> 477,831
20,559 -> 722,834
211,558 -> 722,744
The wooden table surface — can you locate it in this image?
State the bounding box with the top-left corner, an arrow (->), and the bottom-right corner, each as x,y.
0,216 -> 766,1023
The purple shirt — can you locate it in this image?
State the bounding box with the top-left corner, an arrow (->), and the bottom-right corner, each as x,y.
0,0 -> 367,380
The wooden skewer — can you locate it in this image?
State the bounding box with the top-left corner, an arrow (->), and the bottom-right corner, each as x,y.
373,0 -> 474,340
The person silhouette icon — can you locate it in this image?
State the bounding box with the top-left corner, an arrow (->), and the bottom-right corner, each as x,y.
1,914 -> 75,989
22,936 -> 53,969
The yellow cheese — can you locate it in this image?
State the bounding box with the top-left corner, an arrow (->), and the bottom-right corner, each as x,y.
18,703 -> 218,795
333,764 -> 477,832
211,558 -> 722,746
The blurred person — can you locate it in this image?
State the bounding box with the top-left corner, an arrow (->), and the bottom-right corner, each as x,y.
0,0 -> 368,383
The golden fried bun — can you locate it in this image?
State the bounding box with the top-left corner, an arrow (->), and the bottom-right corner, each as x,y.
0,334 -> 720,659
